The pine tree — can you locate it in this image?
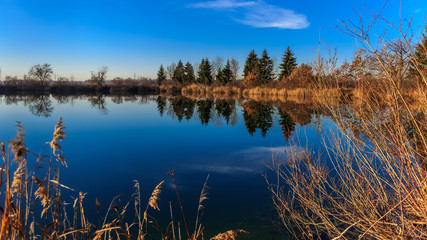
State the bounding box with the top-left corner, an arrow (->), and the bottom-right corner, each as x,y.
258,49 -> 274,84
411,25 -> 427,81
216,60 -> 232,85
197,59 -> 205,84
173,60 -> 185,84
216,67 -> 224,85
197,58 -> 213,85
279,46 -> 297,81
204,59 -> 213,85
243,50 -> 259,77
157,65 -> 167,86
221,60 -> 232,84
184,62 -> 195,84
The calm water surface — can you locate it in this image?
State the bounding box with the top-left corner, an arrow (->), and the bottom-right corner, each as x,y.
0,95 -> 333,239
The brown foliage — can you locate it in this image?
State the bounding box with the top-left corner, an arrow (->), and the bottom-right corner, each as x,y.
282,64 -> 315,89
242,72 -> 259,87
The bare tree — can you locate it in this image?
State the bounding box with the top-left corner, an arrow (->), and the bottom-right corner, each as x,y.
211,56 -> 224,81
230,58 -> 240,81
380,39 -> 412,88
166,63 -> 177,81
28,63 -> 53,87
193,62 -> 200,79
90,66 -> 108,87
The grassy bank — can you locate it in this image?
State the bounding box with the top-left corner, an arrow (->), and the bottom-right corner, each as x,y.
179,83 -> 426,111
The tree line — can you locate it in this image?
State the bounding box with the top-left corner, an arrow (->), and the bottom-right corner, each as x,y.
0,64 -> 158,95
159,23 -> 427,91
157,47 -> 298,87
2,23 -> 426,94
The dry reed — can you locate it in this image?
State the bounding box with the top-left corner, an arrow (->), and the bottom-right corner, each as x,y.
267,5 -> 427,239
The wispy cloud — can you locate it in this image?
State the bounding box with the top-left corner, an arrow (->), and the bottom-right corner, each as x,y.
189,0 -> 310,29
236,4 -> 309,29
414,8 -> 423,14
189,0 -> 256,9
188,145 -> 304,175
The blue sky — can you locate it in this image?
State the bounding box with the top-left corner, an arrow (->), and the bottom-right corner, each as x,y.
0,0 -> 425,80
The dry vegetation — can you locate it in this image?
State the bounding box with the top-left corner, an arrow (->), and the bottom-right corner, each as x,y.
180,84 -> 342,104
267,6 -> 427,240
0,118 -> 247,240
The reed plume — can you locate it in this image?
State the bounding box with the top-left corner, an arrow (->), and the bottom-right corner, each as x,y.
148,180 -> 163,211
10,122 -> 28,196
33,177 -> 49,218
9,122 -> 26,162
50,117 -> 67,166
193,174 -> 210,240
210,229 -> 248,240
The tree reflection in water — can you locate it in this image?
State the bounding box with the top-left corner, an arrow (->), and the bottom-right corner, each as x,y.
156,96 -> 167,117
197,99 -> 213,125
158,97 -> 318,140
215,99 -> 237,126
88,95 -> 108,115
26,95 -> 54,118
242,101 -> 274,137
0,94 -> 322,142
278,109 -> 296,142
170,97 -> 195,121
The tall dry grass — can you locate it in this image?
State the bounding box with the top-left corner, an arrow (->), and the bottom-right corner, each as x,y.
267,5 -> 427,239
0,118 -> 246,240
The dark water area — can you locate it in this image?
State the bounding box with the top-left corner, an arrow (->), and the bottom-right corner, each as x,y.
0,94 -> 335,239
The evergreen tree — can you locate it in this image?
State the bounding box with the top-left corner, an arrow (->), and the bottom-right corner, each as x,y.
257,49 -> 274,84
243,50 -> 259,77
184,62 -> 195,84
172,60 -> 185,84
221,60 -> 232,85
216,67 -> 224,85
411,26 -> 427,80
279,46 -> 297,81
197,59 -> 205,84
157,65 -> 167,86
197,58 -> 213,85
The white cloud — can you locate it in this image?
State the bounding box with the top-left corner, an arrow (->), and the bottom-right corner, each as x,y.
414,8 -> 423,14
190,0 -> 256,9
189,0 -> 310,29
237,4 -> 309,29
188,145 -> 304,175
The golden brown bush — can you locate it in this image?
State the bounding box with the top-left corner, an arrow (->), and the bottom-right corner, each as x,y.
242,72 -> 259,87
282,64 -> 315,89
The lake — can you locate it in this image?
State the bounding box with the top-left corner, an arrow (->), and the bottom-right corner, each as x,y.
0,94 -> 333,239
